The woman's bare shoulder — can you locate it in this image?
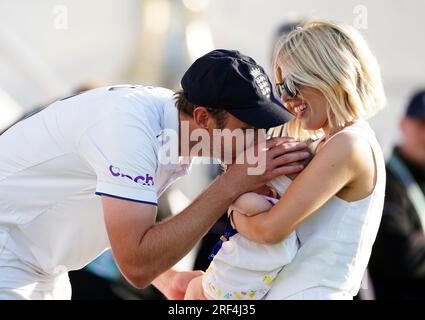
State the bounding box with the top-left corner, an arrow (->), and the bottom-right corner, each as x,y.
318,130 -> 373,172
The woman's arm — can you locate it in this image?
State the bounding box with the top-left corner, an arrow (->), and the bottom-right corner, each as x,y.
232,132 -> 368,244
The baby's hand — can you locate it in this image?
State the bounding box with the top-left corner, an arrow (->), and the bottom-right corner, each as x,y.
230,192 -> 274,217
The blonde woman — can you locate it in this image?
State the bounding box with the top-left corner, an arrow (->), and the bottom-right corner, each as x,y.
185,20 -> 387,300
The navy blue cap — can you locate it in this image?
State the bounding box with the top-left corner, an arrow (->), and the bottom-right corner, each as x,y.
406,90 -> 425,119
181,49 -> 293,129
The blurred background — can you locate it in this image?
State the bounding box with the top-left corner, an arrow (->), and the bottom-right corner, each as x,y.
1,0 -> 424,299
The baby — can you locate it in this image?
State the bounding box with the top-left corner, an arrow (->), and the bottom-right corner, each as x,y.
184,175 -> 299,300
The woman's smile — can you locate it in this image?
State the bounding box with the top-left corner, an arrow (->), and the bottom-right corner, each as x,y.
286,100 -> 309,119
294,103 -> 308,119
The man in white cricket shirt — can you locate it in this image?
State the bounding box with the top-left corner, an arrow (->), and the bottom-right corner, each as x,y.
0,50 -> 309,299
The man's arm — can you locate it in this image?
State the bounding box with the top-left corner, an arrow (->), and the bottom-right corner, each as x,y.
102,174 -> 240,289
102,138 -> 310,290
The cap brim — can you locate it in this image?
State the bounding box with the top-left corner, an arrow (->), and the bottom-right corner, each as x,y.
226,96 -> 294,129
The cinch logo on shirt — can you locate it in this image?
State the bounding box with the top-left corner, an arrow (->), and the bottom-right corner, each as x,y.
109,165 -> 154,186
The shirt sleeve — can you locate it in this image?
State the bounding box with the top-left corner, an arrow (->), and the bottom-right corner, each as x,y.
77,103 -> 159,205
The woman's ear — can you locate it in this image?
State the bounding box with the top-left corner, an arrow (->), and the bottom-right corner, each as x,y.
274,66 -> 283,83
192,107 -> 210,129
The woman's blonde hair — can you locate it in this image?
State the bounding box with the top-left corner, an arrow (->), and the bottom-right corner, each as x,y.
272,20 -> 386,140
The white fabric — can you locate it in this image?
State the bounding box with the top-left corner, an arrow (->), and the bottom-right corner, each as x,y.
282,286 -> 352,300
267,120 -> 386,299
202,178 -> 299,300
0,246 -> 71,300
0,85 -> 190,297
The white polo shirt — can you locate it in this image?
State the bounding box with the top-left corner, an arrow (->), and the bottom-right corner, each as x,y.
0,85 -> 190,279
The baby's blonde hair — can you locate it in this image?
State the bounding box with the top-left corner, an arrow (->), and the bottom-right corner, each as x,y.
272,20 -> 386,140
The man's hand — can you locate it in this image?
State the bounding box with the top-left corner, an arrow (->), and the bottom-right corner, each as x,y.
153,269 -> 204,300
223,137 -> 311,195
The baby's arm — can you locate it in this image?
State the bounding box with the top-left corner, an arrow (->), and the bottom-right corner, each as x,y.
229,192 -> 274,217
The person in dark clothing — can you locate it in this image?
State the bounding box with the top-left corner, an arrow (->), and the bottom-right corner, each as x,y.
369,90 -> 425,299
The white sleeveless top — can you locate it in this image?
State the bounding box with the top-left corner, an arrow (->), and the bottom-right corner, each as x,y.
266,120 -> 386,299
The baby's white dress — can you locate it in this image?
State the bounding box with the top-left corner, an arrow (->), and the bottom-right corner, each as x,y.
202,176 -> 299,300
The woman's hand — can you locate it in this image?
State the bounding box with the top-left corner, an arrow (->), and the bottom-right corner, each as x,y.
231,209 -> 270,243
229,192 -> 274,216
